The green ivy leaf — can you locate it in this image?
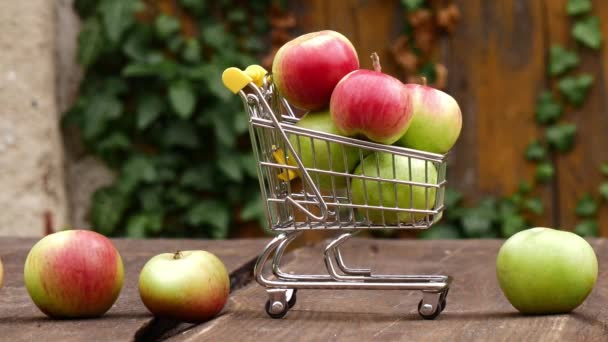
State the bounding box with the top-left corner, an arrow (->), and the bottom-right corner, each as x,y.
558,74 -> 594,106
461,199 -> 498,238
78,17 -> 104,68
518,181 -> 532,195
548,45 -> 579,76
419,224 -> 462,239
187,200 -> 230,239
202,24 -> 228,50
74,0 -> 99,17
599,182 -> 608,201
180,0 -> 207,15
227,9 -> 247,23
601,162 -> 608,176
98,0 -> 137,43
97,132 -> 131,155
525,140 -> 547,161
169,80 -> 196,118
572,16 -> 603,49
82,94 -> 123,140
574,219 -> 598,237
535,91 -> 563,124
536,162 -> 555,183
546,123 -> 577,152
217,153 -> 244,182
567,0 -> 592,16
500,214 -> 526,238
401,0 -> 425,11
523,197 -> 544,215
91,186 -> 128,235
155,14 -> 181,39
240,154 -> 258,178
180,166 -> 215,191
163,121 -> 199,148
182,39 -> 202,63
126,213 -> 163,238
138,186 -> 164,212
576,193 -> 598,217
137,96 -> 164,130
240,194 -> 264,221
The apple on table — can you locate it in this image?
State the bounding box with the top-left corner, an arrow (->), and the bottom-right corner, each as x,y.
138,250 -> 230,322
24,230 -> 124,318
496,227 -> 598,314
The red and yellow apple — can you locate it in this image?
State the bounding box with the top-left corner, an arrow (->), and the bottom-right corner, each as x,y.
496,227 -> 598,314
350,153 -> 438,224
288,110 -> 361,190
138,250 -> 230,322
330,54 -> 413,145
272,30 -> 359,111
24,230 -> 124,318
395,84 -> 462,154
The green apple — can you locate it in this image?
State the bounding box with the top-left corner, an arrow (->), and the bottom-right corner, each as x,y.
288,110 -> 360,190
496,227 -> 598,314
395,84 -> 462,154
138,250 -> 230,322
350,153 -> 438,224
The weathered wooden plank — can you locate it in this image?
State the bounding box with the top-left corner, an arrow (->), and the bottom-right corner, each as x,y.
445,0 -> 555,227
290,0 -> 402,82
546,0 -> 608,234
172,238 -> 608,341
0,237 -> 267,342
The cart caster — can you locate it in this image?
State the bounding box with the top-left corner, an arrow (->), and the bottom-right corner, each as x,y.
265,289 -> 297,319
418,299 -> 443,320
418,289 -> 448,320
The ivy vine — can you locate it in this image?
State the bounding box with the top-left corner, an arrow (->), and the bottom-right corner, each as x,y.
396,0 -> 605,239
65,0 -> 277,238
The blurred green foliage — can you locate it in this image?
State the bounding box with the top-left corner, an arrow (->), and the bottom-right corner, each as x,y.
65,0 -> 274,238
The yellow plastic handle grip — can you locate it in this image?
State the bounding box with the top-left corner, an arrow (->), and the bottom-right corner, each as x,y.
221,65 -> 267,93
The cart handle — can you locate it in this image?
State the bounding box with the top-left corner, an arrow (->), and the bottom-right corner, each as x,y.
222,65 -> 267,93
221,66 -> 331,222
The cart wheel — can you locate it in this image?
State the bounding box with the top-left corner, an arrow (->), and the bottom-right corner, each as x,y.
439,288 -> 449,312
265,299 -> 288,319
287,289 -> 297,309
418,299 -> 443,320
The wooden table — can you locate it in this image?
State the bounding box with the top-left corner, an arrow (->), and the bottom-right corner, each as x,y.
1,237 -> 607,341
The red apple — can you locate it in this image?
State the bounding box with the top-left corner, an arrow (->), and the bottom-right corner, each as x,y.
395,84 -> 462,154
272,30 -> 359,111
24,230 -> 124,318
330,53 -> 413,145
138,250 -> 230,322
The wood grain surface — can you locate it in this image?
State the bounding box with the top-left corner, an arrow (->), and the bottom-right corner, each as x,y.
173,238 -> 608,342
0,238 -> 267,342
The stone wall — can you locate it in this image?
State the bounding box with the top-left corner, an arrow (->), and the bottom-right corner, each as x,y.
0,0 -> 68,236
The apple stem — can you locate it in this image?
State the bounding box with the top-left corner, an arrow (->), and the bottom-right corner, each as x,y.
173,251 -> 183,260
371,52 -> 382,72
421,76 -> 427,86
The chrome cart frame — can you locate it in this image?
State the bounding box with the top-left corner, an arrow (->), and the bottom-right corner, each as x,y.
222,66 -> 452,320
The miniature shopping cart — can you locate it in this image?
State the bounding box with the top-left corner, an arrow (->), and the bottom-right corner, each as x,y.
222,65 -> 451,320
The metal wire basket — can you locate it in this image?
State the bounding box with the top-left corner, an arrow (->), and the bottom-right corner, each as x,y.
222,65 -> 452,320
